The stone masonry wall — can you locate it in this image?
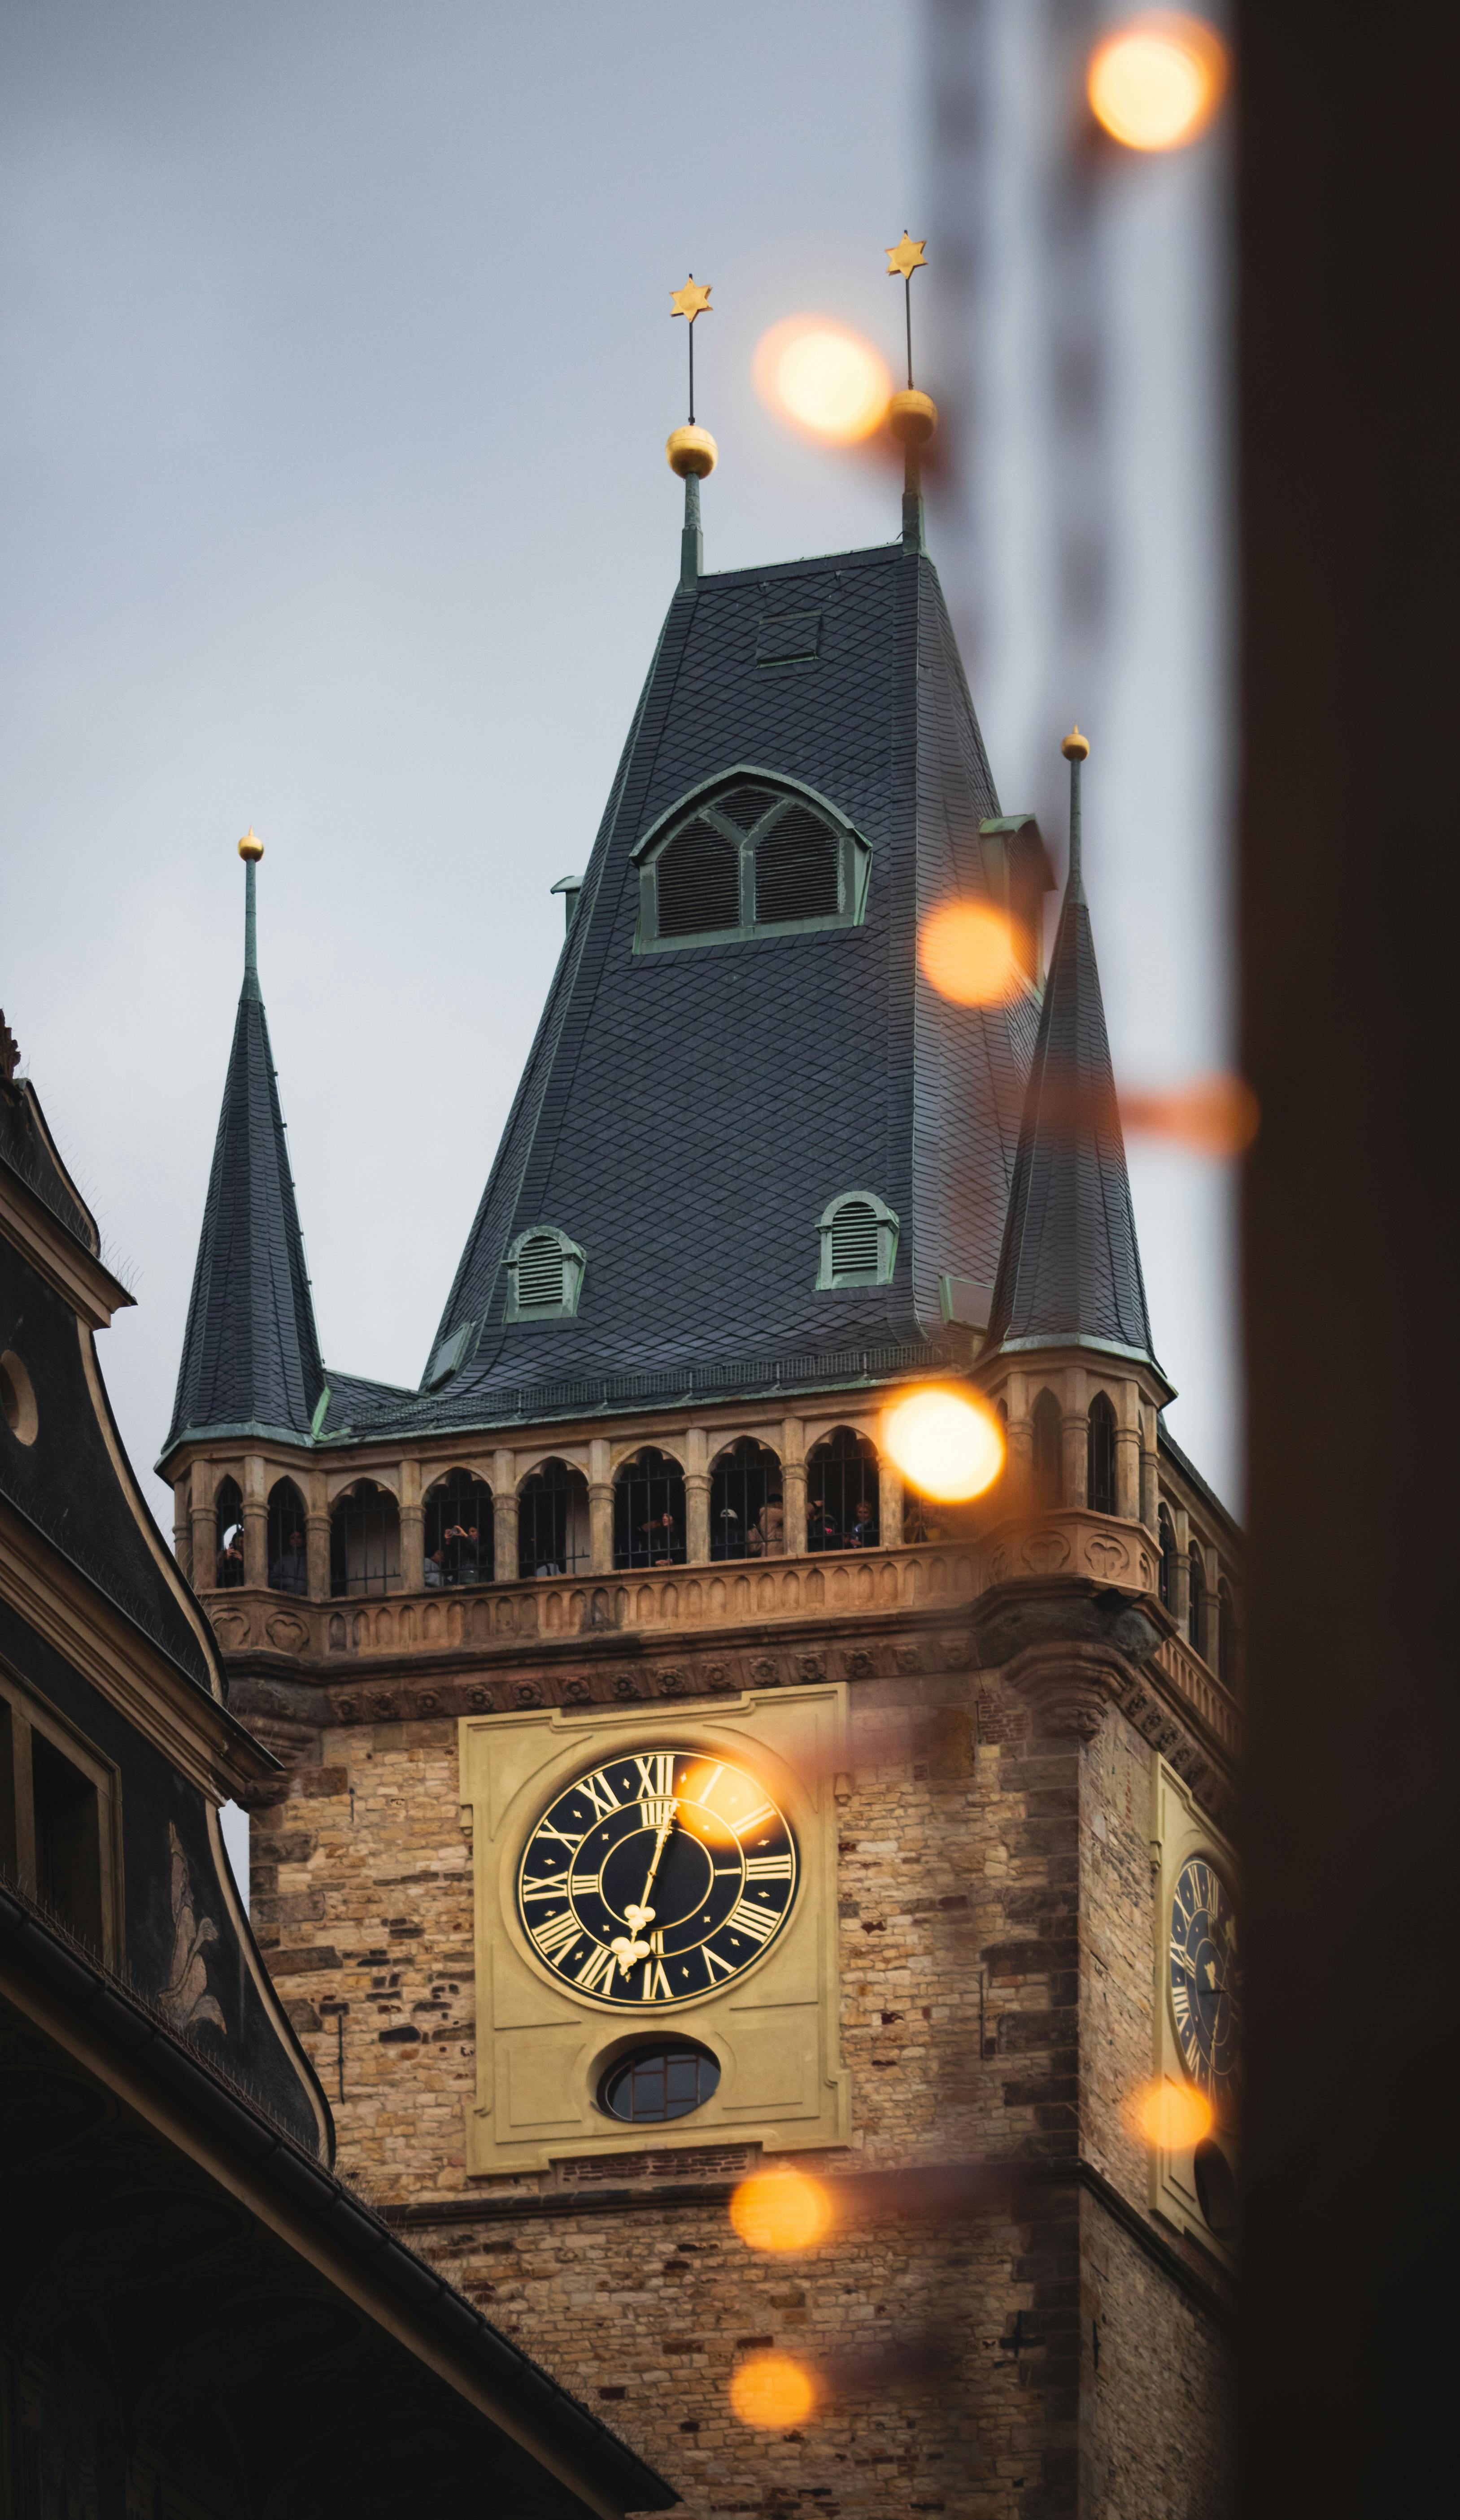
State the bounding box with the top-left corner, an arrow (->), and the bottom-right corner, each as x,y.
246,1647 -> 1230,2517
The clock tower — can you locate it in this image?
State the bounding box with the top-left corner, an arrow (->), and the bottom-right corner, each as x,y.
160,385 -> 1240,2515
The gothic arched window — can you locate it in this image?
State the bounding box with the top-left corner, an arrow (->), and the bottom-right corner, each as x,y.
330,1481 -> 400,1598
1087,1393 -> 1118,1515
710,1438 -> 783,1560
267,1478 -> 308,1595
214,1477 -> 244,1589
635,775 -> 871,952
1158,1505 -> 1177,1610
1032,1390 -> 1063,1510
518,1459 -> 591,1578
614,1449 -> 687,1570
807,1427 -> 879,1552
424,1470 -> 494,1589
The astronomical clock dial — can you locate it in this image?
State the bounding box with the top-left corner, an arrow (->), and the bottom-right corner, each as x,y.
1168,1856 -> 1241,2116
516,1747 -> 798,2007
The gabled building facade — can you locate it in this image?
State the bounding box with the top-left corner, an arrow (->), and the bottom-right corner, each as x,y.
0,1021 -> 671,2520
157,451 -> 1242,2518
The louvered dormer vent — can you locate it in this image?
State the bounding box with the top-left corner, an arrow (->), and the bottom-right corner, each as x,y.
816,1191 -> 899,1290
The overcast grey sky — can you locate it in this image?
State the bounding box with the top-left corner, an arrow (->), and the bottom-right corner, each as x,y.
1,0 -> 1238,1532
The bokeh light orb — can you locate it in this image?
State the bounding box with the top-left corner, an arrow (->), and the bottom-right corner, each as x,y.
730,2168 -> 832,2255
1087,13 -> 1227,152
754,317 -> 892,444
729,2353 -> 818,2430
920,900 -> 1022,1006
1130,2078 -> 1215,2150
1118,1072 -> 1260,1159
882,1388 -> 1005,1503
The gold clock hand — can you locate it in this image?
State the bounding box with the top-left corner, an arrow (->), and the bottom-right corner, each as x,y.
629,1803 -> 678,1928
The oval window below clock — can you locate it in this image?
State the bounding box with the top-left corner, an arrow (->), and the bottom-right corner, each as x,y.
598,2043 -> 720,2124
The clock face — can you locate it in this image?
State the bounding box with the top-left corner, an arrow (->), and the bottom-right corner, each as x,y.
1168,1856 -> 1241,2114
516,1746 -> 798,2007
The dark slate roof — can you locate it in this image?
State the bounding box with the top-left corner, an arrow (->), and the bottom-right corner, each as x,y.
980,790 -> 1164,1376
162,870 -> 324,1459
348,534 -> 1038,1437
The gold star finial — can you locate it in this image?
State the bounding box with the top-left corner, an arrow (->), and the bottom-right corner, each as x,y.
885,231 -> 927,281
671,274 -> 712,323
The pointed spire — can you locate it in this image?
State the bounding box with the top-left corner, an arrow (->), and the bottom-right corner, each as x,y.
161,835 -> 325,1458
668,272 -> 717,592
981,732 -> 1164,1375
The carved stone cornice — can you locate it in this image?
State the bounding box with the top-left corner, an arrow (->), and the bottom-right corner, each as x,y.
1002,1640 -> 1131,1741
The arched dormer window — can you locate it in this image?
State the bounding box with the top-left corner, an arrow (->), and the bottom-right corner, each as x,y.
1031,1389 -> 1063,1509
633,773 -> 871,953
505,1227 -> 585,1323
817,1192 -> 899,1290
1158,1504 -> 1177,1610
1086,1392 -> 1117,1515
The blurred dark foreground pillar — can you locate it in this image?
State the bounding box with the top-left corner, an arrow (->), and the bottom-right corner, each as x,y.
1238,5 -> 1460,2511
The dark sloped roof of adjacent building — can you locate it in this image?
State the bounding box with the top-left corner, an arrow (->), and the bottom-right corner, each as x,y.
980,790 -> 1164,1376
162,872 -> 325,1461
343,531 -> 1038,1437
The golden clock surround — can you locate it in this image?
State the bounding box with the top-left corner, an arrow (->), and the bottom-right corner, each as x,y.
459,1684 -> 849,2176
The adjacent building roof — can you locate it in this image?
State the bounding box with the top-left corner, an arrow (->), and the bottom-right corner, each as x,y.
980,777 -> 1164,1378
163,865 -> 325,1459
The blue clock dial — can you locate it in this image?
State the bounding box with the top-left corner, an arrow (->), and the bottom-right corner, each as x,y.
1168,1856 -> 1241,2115
517,1747 -> 798,2007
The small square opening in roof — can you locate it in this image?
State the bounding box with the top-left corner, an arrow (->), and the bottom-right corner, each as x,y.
756,609 -> 822,665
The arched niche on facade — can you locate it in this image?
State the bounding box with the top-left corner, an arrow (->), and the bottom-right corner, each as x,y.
330,1480 -> 401,1599
423,1468 -> 494,1589
266,1477 -> 308,1594
613,1448 -> 687,1571
517,1458 -> 591,1580
806,1426 -> 880,1552
708,1436 -> 784,1561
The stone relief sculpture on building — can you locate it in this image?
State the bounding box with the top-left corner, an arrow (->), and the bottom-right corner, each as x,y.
157,1822 -> 226,2039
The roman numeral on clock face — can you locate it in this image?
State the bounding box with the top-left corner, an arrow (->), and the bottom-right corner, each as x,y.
638,1958 -> 672,2002
745,1854 -> 793,1881
521,1875 -> 568,1902
734,1802 -> 776,1839
574,1941 -> 618,1994
633,1753 -> 674,1797
579,1770 -> 621,1821
531,1908 -> 581,1960
726,1897 -> 778,1945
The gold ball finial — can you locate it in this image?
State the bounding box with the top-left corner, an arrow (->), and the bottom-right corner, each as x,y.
1061,726 -> 1090,761
888,388 -> 937,446
237,827 -> 264,862
667,424 -> 718,479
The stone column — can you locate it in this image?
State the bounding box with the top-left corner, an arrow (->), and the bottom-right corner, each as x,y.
1002,1370 -> 1030,1492
191,1459 -> 217,1588
781,1416 -> 807,1556
1193,1541 -> 1216,1664
1172,1504 -> 1192,1634
1115,1379 -> 1142,1521
305,1467 -> 331,1601
173,1481 -> 192,1582
589,1438 -> 614,1574
685,1426 -> 710,1563
242,1453 -> 268,1590
1139,1405 -> 1159,1536
399,1457 -> 423,1595
493,1449 -> 518,1583
878,1453 -> 903,1547
1061,1371 -> 1089,1509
